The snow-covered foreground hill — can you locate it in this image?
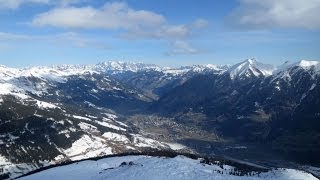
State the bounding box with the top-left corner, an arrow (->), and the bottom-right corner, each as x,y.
19,155 -> 317,180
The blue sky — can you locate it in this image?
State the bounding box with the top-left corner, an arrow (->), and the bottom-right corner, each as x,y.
0,0 -> 319,67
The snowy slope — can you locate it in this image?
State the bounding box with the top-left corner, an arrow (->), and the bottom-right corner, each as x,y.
0,64 -> 96,99
20,155 -> 318,180
0,110 -> 181,179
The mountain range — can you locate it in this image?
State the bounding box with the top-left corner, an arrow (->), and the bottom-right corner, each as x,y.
0,59 -> 319,179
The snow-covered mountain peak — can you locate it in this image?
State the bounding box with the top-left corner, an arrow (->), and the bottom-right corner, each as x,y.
16,65 -> 97,81
246,58 -> 257,64
228,59 -> 274,79
190,64 -> 226,72
271,60 -> 320,82
0,65 -> 20,79
95,61 -> 224,76
0,65 -> 7,69
275,60 -> 320,74
0,64 -> 100,100
0,64 -> 19,72
96,61 -> 162,73
205,64 -> 222,70
298,60 -> 319,68
160,64 -> 224,76
294,60 -> 320,73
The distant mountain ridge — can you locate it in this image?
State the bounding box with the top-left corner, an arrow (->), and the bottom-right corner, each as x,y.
1,59 -> 318,79
1,59 -> 318,99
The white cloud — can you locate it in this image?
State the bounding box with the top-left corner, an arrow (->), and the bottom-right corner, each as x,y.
32,2 -> 208,40
0,31 -> 107,49
167,40 -> 200,55
122,24 -> 189,40
28,2 -> 208,55
0,0 -> 86,9
51,32 -> 109,49
0,32 -> 32,40
0,0 -> 49,9
124,19 -> 208,40
192,19 -> 209,29
32,2 -> 166,30
227,0 -> 320,29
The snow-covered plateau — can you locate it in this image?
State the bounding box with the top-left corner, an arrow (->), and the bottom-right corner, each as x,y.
19,155 -> 318,180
